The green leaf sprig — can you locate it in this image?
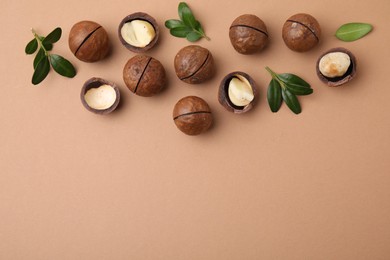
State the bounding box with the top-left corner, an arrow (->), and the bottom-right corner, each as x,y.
335,23 -> 372,42
265,67 -> 313,114
165,2 -> 210,42
25,28 -> 76,85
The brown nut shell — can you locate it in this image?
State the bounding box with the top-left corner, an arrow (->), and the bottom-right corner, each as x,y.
123,55 -> 166,97
218,71 -> 258,114
81,77 -> 120,115
316,47 -> 357,87
173,96 -> 213,135
118,12 -> 159,52
69,21 -> 110,62
229,14 -> 268,54
174,45 -> 215,84
282,13 -> 321,52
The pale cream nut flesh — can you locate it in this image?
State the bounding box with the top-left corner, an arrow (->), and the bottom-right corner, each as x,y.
319,52 -> 351,78
228,75 -> 254,107
84,84 -> 117,110
121,20 -> 156,47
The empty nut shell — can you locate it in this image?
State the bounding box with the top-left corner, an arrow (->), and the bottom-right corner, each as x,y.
282,13 -> 321,52
69,21 -> 110,62
81,77 -> 120,115
118,12 -> 160,52
173,96 -> 213,135
218,71 -> 257,113
174,45 -> 215,84
123,55 -> 166,97
316,47 -> 356,87
229,14 -> 268,54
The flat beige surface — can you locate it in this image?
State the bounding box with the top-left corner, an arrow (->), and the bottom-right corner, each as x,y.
1,0 -> 390,259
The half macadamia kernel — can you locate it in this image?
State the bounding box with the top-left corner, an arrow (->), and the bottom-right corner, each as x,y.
118,13 -> 159,52
81,78 -> 120,114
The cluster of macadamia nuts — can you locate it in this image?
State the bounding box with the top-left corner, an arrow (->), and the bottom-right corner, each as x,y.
70,9 -> 358,133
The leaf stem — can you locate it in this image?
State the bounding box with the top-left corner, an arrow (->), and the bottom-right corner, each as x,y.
265,66 -> 285,89
31,28 -> 48,57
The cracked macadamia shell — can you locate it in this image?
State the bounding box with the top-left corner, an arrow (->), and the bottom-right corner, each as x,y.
69,21 -> 110,62
173,96 -> 213,135
123,55 -> 166,97
316,47 -> 356,87
118,12 -> 159,52
282,13 -> 321,52
174,45 -> 215,84
229,14 -> 268,54
81,78 -> 120,114
218,71 -> 258,113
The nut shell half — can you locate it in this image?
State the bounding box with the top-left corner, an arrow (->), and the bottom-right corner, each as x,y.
229,14 -> 268,54
174,45 -> 215,84
118,12 -> 159,52
81,77 -> 120,115
69,21 -> 110,62
218,71 -> 258,113
173,96 -> 213,135
316,47 -> 357,87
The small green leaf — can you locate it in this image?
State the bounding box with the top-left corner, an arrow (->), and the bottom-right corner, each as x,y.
335,23 -> 372,42
186,31 -> 201,42
25,38 -> 38,54
165,19 -> 185,29
285,84 -> 313,96
282,88 -> 301,114
278,73 -> 311,89
180,3 -> 197,28
267,79 -> 282,112
49,54 -> 76,78
170,27 -> 193,38
32,56 -> 50,85
42,27 -> 62,44
178,2 -> 188,21
33,48 -> 46,69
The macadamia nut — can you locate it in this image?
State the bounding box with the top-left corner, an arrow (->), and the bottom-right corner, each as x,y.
121,20 -> 156,47
84,84 -> 117,110
228,75 -> 254,106
319,52 -> 351,78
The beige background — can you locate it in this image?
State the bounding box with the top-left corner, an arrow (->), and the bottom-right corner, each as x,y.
1,0 -> 390,259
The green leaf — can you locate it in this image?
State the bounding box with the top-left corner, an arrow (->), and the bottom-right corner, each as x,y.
25,38 -> 38,54
178,2 -> 187,21
33,48 -> 46,69
267,79 -> 282,112
43,42 -> 53,51
49,54 -> 76,78
180,2 -> 197,28
282,88 -> 301,114
170,27 -> 193,38
186,31 -> 201,42
285,84 -> 313,96
32,56 -> 50,85
278,73 -> 311,89
165,19 -> 185,29
42,27 -> 62,44
335,23 -> 372,42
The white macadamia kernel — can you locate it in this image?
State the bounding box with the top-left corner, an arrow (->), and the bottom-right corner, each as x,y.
319,52 -> 351,78
121,20 -> 155,47
228,75 -> 254,107
84,84 -> 117,110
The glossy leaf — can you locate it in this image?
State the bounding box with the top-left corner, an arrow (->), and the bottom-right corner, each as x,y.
170,27 -> 193,38
336,23 -> 372,42
186,31 -> 201,42
282,88 -> 301,114
180,2 -> 197,28
278,73 -> 311,88
49,54 -> 76,78
25,38 -> 38,54
42,27 -> 62,44
267,79 -> 282,112
32,56 -> 50,85
178,2 -> 187,21
165,19 -> 184,29
33,48 -> 46,69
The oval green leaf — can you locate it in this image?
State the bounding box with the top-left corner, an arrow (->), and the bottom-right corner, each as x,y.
42,27 -> 62,44
282,89 -> 301,114
170,27 -> 193,38
285,84 -> 313,96
33,48 -> 46,69
179,2 -> 197,28
178,2 -> 188,21
336,23 -> 372,42
49,54 -> 76,78
25,38 -> 38,54
186,31 -> 201,42
267,79 -> 282,112
278,73 -> 311,88
165,19 -> 184,29
32,56 -> 50,85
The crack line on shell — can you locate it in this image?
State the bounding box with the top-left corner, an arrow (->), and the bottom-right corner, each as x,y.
286,20 -> 319,42
134,57 -> 152,93
75,26 -> 102,56
173,111 -> 211,120
230,24 -> 268,37
180,52 -> 210,81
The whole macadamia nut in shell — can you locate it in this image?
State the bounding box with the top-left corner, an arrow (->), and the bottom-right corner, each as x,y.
69,21 -> 110,62
174,45 -> 215,84
282,13 -> 321,52
229,14 -> 268,54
